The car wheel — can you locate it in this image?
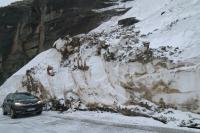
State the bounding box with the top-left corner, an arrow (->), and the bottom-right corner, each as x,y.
37,111 -> 42,115
2,107 -> 7,115
10,108 -> 16,119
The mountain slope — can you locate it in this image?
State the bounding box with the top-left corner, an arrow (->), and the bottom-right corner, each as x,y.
1,0 -> 200,129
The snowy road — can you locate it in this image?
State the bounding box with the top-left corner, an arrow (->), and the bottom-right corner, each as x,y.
0,110 -> 198,133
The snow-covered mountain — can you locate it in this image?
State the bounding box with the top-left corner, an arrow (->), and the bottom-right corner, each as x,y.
1,0 -> 200,129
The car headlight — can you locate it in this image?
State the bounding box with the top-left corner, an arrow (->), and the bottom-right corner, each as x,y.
14,102 -> 23,106
37,100 -> 43,104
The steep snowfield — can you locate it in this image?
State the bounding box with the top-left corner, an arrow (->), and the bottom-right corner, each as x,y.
95,0 -> 200,61
92,0 -> 200,111
136,0 -> 200,61
1,0 -> 200,129
124,0 -> 200,111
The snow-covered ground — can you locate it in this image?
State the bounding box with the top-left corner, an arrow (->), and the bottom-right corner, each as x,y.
1,0 -> 200,131
0,109 -> 199,133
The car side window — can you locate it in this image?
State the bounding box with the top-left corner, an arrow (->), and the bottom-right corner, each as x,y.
10,94 -> 14,100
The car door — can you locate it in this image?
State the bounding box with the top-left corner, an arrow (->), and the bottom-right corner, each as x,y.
3,94 -> 10,112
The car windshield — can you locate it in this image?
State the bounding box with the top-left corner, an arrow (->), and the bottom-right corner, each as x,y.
14,93 -> 38,100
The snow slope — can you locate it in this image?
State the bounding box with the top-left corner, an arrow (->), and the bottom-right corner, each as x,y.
92,0 -> 200,112
1,0 -> 200,129
136,0 -> 200,61
95,0 -> 200,61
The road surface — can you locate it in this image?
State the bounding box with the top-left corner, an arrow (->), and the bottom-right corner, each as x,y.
0,110 -> 198,133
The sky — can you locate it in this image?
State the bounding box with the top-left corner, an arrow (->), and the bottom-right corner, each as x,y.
0,0 -> 22,7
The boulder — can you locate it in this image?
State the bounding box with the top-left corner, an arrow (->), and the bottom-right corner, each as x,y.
118,17 -> 139,26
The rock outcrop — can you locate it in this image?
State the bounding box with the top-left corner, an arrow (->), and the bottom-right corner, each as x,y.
118,17 -> 139,27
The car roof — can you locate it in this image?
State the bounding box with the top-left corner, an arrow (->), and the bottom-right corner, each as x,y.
7,92 -> 31,96
13,92 -> 31,95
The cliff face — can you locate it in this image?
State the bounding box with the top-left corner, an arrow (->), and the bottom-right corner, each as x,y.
0,0 -> 124,84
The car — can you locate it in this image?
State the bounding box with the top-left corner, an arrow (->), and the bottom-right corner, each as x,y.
2,92 -> 43,118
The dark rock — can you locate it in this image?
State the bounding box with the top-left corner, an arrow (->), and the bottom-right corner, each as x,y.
118,17 -> 139,27
161,11 -> 165,15
121,0 -> 134,2
47,65 -> 55,76
103,51 -> 116,61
